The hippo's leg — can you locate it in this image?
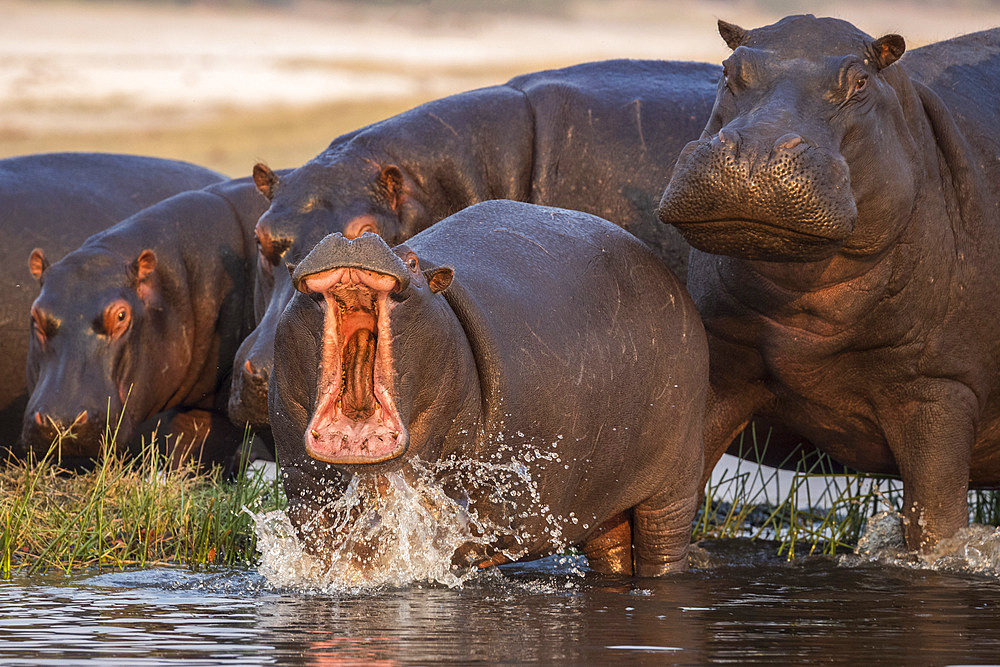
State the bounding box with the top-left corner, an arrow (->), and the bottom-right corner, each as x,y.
632,490 -> 699,576
889,398 -> 974,551
582,511 -> 633,575
700,382 -> 770,488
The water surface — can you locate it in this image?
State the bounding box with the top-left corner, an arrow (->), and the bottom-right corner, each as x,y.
3,540 -> 1000,665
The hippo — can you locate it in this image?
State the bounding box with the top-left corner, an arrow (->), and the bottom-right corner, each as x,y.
20,176 -> 268,467
0,152 -> 225,449
231,58 -> 720,431
657,16 -> 1000,550
270,200 -> 708,576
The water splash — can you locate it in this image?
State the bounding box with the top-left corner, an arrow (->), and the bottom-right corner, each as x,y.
842,511 -> 1000,577
251,449 -> 572,592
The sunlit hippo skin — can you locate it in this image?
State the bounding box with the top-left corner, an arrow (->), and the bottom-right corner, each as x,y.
231,58 -> 720,431
20,176 -> 267,468
270,200 -> 708,576
0,152 -> 225,451
657,16 -> 1000,550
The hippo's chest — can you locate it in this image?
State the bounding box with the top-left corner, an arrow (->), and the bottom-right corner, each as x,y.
709,307 -> 901,471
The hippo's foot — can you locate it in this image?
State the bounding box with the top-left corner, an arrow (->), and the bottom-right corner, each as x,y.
632,491 -> 699,576
582,512 -> 633,575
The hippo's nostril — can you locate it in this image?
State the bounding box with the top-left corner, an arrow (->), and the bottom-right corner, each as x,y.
34,411 -> 44,426
775,133 -> 804,151
244,359 -> 255,375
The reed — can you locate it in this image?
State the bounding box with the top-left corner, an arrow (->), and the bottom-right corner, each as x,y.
691,428 -> 1000,559
0,431 -> 285,578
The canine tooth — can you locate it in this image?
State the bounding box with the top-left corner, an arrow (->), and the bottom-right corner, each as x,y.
390,431 -> 399,439
310,429 -> 320,439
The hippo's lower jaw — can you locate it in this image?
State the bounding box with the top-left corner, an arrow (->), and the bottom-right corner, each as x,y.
302,267 -> 407,465
671,217 -> 848,262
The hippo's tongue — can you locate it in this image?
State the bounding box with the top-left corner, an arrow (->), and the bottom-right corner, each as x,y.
342,328 -> 376,421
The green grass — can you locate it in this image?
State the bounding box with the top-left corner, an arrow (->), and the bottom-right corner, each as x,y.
0,433 -> 285,577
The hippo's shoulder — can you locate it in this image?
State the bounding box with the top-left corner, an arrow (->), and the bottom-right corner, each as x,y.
417,200 -> 668,271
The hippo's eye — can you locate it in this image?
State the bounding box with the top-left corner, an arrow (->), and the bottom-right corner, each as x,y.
407,257 -> 418,271
855,75 -> 868,92
101,300 -> 132,340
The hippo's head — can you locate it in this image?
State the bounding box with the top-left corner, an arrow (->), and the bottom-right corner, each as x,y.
230,160 -> 429,430
282,232 -> 454,467
270,232 -> 465,539
658,15 -> 914,262
20,246 -> 186,464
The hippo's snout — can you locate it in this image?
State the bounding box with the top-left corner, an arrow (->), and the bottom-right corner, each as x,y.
18,407 -> 107,463
659,131 -> 857,262
292,233 -> 409,294
228,330 -> 273,429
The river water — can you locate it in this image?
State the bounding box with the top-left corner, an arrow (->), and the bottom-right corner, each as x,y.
3,535 -> 1000,665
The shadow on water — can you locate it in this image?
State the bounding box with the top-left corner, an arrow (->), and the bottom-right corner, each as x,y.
3,540 -> 1000,665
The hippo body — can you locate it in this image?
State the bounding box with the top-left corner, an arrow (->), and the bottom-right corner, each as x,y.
0,152 -> 225,448
271,200 -> 708,575
657,17 -> 1000,549
21,176 -> 268,466
233,59 -> 720,429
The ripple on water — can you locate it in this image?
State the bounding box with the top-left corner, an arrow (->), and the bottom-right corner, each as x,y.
841,511 -> 1000,577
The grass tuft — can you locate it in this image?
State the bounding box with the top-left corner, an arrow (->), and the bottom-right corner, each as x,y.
0,431 -> 285,578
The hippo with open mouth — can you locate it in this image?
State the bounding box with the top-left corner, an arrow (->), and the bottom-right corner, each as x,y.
271,200 -> 708,576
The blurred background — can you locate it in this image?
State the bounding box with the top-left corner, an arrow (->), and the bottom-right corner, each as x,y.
2,0 -> 998,177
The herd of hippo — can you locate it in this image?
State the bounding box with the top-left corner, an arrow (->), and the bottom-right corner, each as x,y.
4,15 -> 1000,573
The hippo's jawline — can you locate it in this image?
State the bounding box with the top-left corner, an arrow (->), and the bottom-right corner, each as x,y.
302,268 -> 407,465
671,217 -> 846,244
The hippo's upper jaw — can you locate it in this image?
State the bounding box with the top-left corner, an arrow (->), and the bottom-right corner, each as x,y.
296,254 -> 408,465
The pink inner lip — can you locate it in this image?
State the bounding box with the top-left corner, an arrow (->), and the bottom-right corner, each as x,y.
300,267 -> 407,464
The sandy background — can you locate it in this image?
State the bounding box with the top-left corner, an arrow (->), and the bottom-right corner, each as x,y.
2,0 -> 999,177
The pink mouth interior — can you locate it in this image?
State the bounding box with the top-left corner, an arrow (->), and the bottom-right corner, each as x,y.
301,267 -> 406,464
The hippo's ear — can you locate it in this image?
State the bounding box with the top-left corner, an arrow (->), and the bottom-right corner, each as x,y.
868,34 -> 905,70
424,266 -> 454,294
253,163 -> 279,201
377,165 -> 405,214
28,248 -> 49,282
718,20 -> 746,51
129,250 -> 157,301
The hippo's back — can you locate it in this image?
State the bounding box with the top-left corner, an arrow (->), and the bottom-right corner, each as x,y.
407,199 -> 707,530
0,152 -> 225,447
508,59 -> 722,280
409,199 -> 705,438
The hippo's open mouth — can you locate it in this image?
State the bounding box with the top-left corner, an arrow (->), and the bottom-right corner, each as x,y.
300,267 -> 407,464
